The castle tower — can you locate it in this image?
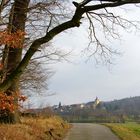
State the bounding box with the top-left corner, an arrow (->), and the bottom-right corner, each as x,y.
93,97 -> 100,109
95,97 -> 100,105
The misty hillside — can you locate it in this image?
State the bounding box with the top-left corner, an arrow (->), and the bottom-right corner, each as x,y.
103,96 -> 140,116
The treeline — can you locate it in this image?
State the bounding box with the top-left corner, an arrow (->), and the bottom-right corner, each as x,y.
55,96 -> 140,123
103,96 -> 140,121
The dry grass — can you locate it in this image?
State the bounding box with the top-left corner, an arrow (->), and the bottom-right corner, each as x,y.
0,116 -> 70,140
104,122 -> 140,140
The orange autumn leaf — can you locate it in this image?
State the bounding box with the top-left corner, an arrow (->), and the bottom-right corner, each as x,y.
0,91 -> 27,113
0,30 -> 26,48
0,63 -> 3,70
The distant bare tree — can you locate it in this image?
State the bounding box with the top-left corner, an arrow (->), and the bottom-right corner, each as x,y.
0,0 -> 69,94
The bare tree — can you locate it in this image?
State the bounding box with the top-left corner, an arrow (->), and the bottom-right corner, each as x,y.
0,0 -> 140,123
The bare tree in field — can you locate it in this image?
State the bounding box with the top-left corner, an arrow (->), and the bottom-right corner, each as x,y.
0,0 -> 140,123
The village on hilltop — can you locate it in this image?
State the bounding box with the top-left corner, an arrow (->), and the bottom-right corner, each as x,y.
53,97 -> 101,113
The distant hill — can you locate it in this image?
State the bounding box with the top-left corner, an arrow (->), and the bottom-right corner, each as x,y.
53,96 -> 140,123
103,96 -> 140,116
22,96 -> 140,122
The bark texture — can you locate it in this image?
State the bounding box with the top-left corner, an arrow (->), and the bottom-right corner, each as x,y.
0,0 -> 30,123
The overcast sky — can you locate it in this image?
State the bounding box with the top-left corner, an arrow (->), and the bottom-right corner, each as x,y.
25,2 -> 140,108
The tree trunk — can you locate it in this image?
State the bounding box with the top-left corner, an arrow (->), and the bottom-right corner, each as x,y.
0,0 -> 30,124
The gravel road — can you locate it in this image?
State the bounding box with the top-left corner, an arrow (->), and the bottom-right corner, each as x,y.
63,123 -> 120,140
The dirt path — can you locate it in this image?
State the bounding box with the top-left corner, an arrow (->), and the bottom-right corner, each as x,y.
64,123 -> 120,140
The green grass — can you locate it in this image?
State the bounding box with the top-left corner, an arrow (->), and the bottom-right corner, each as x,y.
104,122 -> 140,140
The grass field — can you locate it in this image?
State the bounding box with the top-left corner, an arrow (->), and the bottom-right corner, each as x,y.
0,116 -> 70,140
105,122 -> 140,140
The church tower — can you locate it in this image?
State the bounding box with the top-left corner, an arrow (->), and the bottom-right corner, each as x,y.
93,97 -> 100,109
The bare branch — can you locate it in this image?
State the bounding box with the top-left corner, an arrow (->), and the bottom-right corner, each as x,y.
0,0 -> 140,91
